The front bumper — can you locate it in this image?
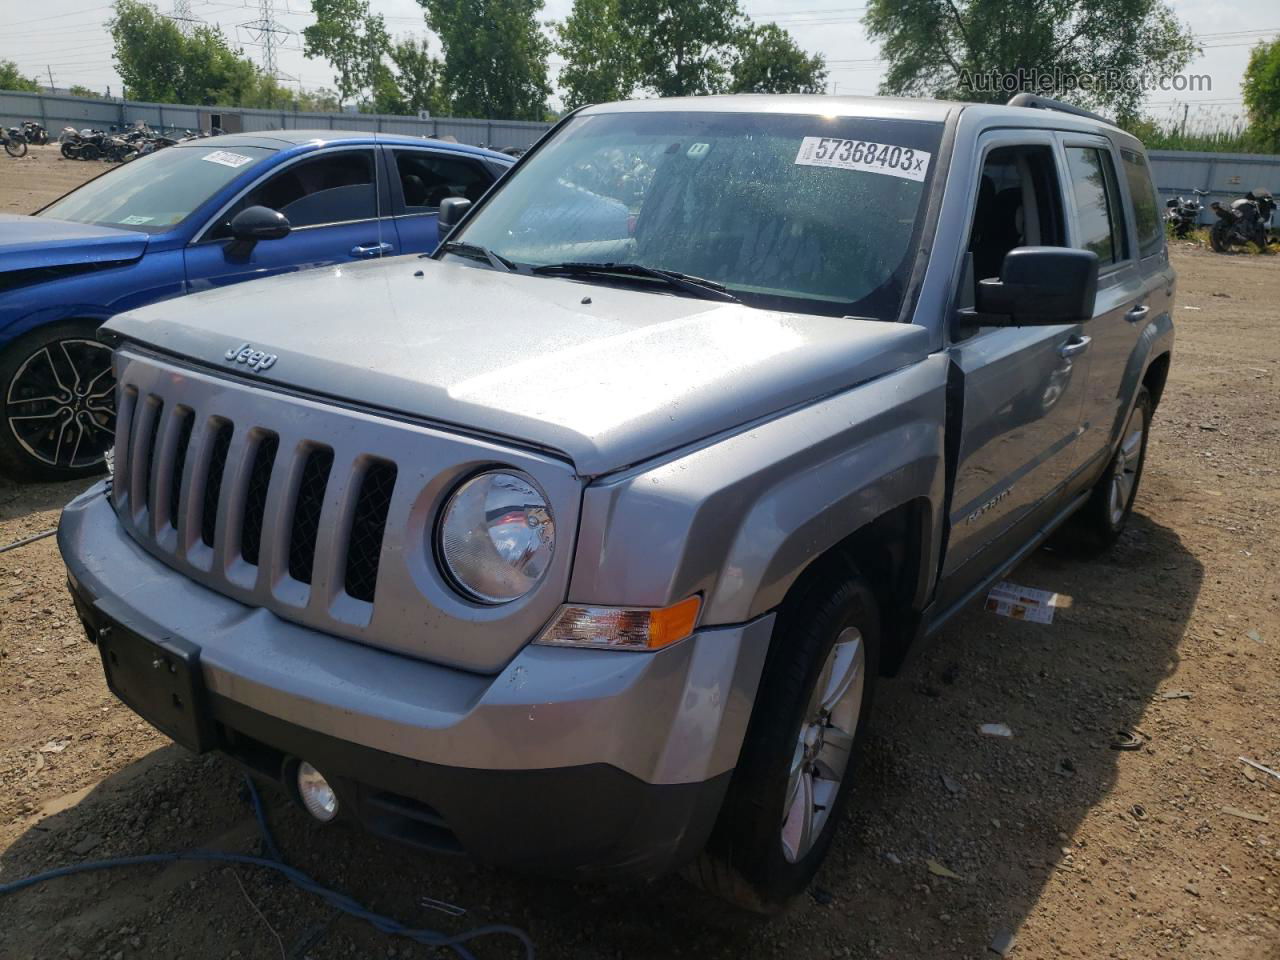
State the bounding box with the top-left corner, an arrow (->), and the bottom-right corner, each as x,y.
59,482 -> 774,878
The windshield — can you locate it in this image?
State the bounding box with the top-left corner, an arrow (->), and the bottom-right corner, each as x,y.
39,144 -> 275,234
451,110 -> 943,318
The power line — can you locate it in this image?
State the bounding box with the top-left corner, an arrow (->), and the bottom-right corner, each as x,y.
6,4 -> 114,27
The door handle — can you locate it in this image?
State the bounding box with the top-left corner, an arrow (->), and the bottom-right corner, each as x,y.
1058,335 -> 1092,358
1124,304 -> 1150,323
351,242 -> 394,258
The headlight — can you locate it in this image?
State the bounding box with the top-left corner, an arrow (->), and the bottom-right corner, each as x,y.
438,471 -> 554,603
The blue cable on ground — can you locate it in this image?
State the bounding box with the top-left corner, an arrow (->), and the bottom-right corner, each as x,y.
0,777 -> 535,960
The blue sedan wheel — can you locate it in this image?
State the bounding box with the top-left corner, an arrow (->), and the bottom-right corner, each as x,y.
0,321 -> 115,481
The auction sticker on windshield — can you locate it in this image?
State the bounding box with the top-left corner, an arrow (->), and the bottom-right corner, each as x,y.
202,150 -> 255,168
795,137 -> 931,183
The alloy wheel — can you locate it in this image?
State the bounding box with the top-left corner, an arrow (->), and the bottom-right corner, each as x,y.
780,626 -> 865,863
6,339 -> 116,470
1108,403 -> 1145,527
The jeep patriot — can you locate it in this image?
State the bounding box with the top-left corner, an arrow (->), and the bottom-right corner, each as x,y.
59,93 -> 1173,910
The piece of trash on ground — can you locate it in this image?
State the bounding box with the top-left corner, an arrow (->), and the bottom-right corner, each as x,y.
985,581 -> 1070,624
1158,690 -> 1194,700
989,930 -> 1017,957
1247,628 -> 1263,644
1221,806 -> 1270,824
1111,731 -> 1143,751
926,859 -> 963,880
940,773 -> 961,795
1238,757 -> 1280,782
38,740 -> 69,754
979,722 -> 1013,738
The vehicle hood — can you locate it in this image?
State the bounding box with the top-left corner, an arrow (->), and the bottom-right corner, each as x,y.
0,215 -> 150,272
104,256 -> 930,476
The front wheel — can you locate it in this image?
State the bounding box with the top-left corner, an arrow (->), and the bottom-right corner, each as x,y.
0,320 -> 116,482
4,136 -> 27,158
687,561 -> 880,912
1209,222 -> 1230,252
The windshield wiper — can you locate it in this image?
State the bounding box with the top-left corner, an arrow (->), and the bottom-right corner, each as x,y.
531,261 -> 742,303
439,240 -> 515,272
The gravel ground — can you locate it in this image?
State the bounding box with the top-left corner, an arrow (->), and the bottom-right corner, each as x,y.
0,146 -> 1277,960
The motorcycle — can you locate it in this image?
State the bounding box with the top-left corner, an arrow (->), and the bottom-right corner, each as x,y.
1209,189 -> 1277,252
1,125 -> 27,158
20,120 -> 49,145
1165,188 -> 1208,238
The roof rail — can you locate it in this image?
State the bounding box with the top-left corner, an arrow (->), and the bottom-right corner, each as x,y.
1005,93 -> 1112,126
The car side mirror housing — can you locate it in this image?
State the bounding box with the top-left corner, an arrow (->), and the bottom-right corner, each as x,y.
225,206 -> 290,259
437,197 -> 472,233
975,247 -> 1099,325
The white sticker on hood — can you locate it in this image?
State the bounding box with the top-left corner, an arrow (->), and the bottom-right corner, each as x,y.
202,150 -> 255,168
118,215 -> 154,225
794,137 -> 931,182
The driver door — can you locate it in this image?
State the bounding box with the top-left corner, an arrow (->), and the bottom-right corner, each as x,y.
938,132 -> 1094,603
183,146 -> 395,292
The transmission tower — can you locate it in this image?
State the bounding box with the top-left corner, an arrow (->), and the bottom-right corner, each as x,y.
239,0 -> 296,79
169,0 -> 204,34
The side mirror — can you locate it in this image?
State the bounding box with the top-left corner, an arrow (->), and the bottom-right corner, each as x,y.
437,196 -> 472,233
231,205 -> 291,242
975,247 -> 1099,326
226,206 -> 290,259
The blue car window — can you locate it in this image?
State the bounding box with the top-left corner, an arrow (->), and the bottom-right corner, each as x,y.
38,145 -> 275,233
394,150 -> 493,211
208,149 -> 377,237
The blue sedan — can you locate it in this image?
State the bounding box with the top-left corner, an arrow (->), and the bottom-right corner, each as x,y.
0,130 -> 514,480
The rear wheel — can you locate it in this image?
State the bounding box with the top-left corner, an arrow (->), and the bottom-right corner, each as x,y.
0,320 -> 116,482
4,136 -> 27,158
61,142 -> 76,159
1209,222 -> 1230,252
1062,387 -> 1151,551
686,560 -> 880,912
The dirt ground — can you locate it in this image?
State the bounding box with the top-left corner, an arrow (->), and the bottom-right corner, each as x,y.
0,147 -> 1277,960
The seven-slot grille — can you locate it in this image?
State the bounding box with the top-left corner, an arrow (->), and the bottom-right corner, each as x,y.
112,383 -> 397,610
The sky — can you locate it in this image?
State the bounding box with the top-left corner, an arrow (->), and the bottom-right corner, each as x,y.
3,0 -> 1276,130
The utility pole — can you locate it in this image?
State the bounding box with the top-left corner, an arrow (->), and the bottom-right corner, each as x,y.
1181,103 -> 1189,137
46,66 -> 54,92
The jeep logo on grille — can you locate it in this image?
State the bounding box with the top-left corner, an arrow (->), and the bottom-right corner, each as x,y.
225,342 -> 278,373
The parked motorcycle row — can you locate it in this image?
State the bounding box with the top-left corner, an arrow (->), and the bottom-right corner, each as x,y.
56,122 -> 213,163
1166,187 -> 1278,252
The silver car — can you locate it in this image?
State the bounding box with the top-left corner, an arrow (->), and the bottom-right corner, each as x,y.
59,93 -> 1173,911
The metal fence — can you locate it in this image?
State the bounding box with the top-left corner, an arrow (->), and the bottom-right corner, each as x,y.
1148,150 -> 1280,224
0,89 -> 553,150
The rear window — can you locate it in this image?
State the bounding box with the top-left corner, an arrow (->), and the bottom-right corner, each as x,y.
1065,146 -> 1128,266
1119,148 -> 1163,258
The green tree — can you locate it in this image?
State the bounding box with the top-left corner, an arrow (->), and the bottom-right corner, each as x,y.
297,87 -> 343,112
302,0 -> 391,105
0,61 -> 41,92
109,0 -> 257,105
554,0 -> 638,109
618,0 -> 744,97
864,0 -> 1197,124
68,84 -> 106,98
1243,38 -> 1280,153
730,23 -> 826,94
388,36 -> 447,115
420,0 -> 551,120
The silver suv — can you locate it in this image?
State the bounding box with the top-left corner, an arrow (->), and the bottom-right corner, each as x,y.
59,93 -> 1173,911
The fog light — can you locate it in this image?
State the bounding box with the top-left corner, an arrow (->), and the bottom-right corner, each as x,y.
297,761 -> 338,822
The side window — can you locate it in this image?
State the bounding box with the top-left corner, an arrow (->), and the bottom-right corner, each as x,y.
1065,146 -> 1128,266
394,150 -> 494,212
965,144 -> 1066,296
1119,147 -> 1163,258
209,149 -> 376,238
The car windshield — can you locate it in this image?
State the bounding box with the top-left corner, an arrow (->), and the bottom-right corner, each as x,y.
450,110 -> 944,318
39,144 -> 275,234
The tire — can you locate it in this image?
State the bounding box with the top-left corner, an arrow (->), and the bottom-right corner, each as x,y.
61,142 -> 77,159
1209,222 -> 1229,253
79,143 -> 99,161
0,320 -> 116,482
686,559 -> 881,912
4,136 -> 27,158
1062,387 -> 1152,552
